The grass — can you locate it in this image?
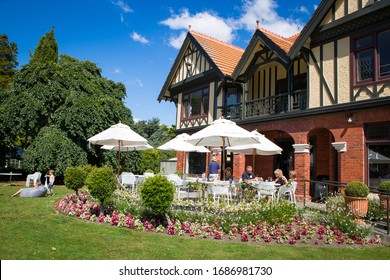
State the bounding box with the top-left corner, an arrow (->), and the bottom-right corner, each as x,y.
0,183 -> 389,260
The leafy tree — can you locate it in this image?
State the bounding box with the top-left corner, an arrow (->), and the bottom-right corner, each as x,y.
0,34 -> 18,90
29,27 -> 58,64
23,126 -> 88,176
86,166 -> 116,210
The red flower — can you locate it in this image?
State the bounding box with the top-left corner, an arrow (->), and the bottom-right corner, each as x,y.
241,232 -> 249,242
289,237 -> 297,245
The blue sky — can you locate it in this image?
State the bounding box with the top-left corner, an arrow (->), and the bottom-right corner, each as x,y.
1,0 -> 320,126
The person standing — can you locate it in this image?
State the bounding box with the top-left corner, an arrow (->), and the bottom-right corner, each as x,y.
207,157 -> 220,181
47,170 -> 55,196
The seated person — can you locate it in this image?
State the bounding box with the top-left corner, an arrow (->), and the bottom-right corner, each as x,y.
11,180 -> 47,198
288,170 -> 297,187
242,165 -> 257,182
274,169 -> 288,186
224,167 -> 234,183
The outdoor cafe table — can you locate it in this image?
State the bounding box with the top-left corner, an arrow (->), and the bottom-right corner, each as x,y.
0,172 -> 23,186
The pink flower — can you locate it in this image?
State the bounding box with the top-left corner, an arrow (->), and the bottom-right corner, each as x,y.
317,225 -> 325,235
289,237 -> 297,245
241,232 -> 249,242
264,235 -> 272,243
98,213 -> 105,223
125,214 -> 134,228
214,231 -> 222,239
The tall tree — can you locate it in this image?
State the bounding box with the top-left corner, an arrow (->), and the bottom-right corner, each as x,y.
29,27 -> 58,64
0,34 -> 18,90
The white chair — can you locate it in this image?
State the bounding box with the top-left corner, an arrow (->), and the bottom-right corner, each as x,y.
277,181 -> 297,203
120,172 -> 136,192
256,181 -> 277,201
26,172 -> 41,187
229,179 -> 241,201
143,172 -> 154,178
208,174 -> 218,182
211,181 -> 231,203
169,174 -> 188,199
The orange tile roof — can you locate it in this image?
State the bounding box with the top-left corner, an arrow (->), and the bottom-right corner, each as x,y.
258,27 -> 300,53
189,30 -> 244,76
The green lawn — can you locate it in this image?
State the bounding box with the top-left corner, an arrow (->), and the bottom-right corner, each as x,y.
0,183 -> 389,260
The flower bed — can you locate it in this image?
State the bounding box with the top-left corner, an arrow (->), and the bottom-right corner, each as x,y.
57,192 -> 383,247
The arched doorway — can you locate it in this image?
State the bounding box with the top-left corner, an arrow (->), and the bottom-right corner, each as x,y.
308,128 -> 337,192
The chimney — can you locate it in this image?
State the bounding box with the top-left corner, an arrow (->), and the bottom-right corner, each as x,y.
188,25 -> 192,31
256,20 -> 260,30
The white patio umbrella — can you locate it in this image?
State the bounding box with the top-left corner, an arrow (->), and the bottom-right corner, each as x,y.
88,122 -> 148,174
185,118 -> 260,178
101,144 -> 153,152
158,133 -> 210,173
226,130 -> 283,169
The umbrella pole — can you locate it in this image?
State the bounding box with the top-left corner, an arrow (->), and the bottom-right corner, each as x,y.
183,152 -> 186,175
117,140 -> 121,175
222,137 -> 225,180
253,148 -> 255,172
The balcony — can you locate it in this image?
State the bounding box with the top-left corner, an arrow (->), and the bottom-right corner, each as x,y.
225,90 -> 307,120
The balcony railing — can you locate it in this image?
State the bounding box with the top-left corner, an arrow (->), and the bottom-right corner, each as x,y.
225,90 -> 307,120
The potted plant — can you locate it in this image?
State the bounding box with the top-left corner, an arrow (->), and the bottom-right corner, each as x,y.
378,180 -> 390,211
344,181 -> 369,224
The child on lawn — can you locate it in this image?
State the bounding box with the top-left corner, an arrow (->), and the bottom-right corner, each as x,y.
47,170 -> 55,196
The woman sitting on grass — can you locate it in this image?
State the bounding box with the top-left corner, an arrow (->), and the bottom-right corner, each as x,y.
11,180 -> 47,198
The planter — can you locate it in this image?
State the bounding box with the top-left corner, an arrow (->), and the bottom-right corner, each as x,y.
344,196 -> 368,224
379,194 -> 390,211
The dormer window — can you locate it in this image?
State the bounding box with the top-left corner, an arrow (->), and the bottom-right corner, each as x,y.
182,86 -> 209,119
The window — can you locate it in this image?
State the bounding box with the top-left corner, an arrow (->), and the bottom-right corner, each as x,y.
352,27 -> 390,85
182,87 -> 209,119
365,123 -> 390,189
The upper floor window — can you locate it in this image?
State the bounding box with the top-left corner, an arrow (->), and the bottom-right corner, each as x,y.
182,87 -> 209,119
352,28 -> 390,85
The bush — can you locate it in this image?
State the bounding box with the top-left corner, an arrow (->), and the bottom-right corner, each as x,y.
86,166 -> 116,209
140,174 -> 174,216
367,197 -> 385,220
64,166 -> 86,194
345,181 -> 369,197
378,180 -> 390,194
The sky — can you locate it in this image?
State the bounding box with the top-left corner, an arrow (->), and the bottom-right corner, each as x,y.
1,0 -> 320,126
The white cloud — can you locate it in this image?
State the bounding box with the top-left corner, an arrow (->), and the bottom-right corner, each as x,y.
133,117 -> 142,123
127,79 -> 144,88
112,0 -> 133,13
236,0 -> 303,37
131,32 -> 150,45
295,6 -> 310,15
314,5 -> 319,10
160,9 -> 235,49
114,67 -> 122,74
120,13 -> 124,23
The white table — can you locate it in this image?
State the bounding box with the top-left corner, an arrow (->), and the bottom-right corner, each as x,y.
0,172 -> 23,186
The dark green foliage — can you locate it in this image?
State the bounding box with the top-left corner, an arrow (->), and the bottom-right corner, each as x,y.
345,181 -> 369,197
86,166 -> 116,208
378,180 -> 390,194
23,126 -> 88,175
29,27 -> 58,64
0,34 -> 18,90
100,150 -> 142,174
140,174 -> 174,215
64,166 -> 87,194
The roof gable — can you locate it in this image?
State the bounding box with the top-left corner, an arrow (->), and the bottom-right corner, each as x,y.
158,30 -> 244,102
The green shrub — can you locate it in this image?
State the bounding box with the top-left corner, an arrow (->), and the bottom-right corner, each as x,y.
86,166 -> 116,209
82,164 -> 95,177
378,180 -> 390,194
140,174 -> 174,216
345,181 -> 369,197
325,195 -> 359,235
64,166 -> 86,195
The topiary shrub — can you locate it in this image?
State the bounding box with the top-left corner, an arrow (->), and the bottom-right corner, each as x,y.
64,166 -> 86,195
86,166 -> 116,210
140,174 -> 174,216
378,180 -> 390,194
345,181 -> 369,197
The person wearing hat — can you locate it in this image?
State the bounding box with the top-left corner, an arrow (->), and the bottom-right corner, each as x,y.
207,156 -> 220,181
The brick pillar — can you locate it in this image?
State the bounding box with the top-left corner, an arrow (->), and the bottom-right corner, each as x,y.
293,144 -> 311,202
176,151 -> 185,174
233,154 -> 245,180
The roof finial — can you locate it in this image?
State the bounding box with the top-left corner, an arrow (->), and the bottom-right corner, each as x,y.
188,25 -> 192,31
256,20 -> 260,30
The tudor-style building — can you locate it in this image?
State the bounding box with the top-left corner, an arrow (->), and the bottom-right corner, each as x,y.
158,0 -> 390,200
